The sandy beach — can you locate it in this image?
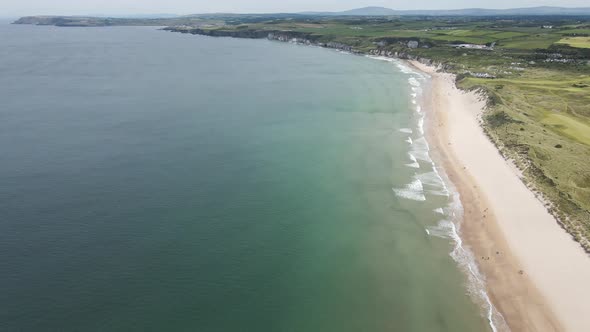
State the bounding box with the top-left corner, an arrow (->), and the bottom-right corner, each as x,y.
410,60 -> 590,332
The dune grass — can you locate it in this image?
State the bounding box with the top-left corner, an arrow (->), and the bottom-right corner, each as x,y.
556,37 -> 590,49
459,70 -> 590,250
498,34 -> 562,49
542,113 -> 590,146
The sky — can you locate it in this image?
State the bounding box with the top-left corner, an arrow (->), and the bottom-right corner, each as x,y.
3,0 -> 590,17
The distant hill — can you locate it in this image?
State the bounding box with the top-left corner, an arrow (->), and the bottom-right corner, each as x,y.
111,13 -> 180,19
300,6 -> 398,16
13,5 -> 590,27
301,6 -> 590,16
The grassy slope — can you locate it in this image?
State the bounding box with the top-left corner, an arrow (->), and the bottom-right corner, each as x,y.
557,37 -> 590,48
461,71 -> 590,249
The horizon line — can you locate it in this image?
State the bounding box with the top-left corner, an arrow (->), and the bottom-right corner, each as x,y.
10,5 -> 590,18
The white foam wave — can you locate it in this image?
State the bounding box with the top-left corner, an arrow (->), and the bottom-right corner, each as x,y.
410,137 -> 431,162
406,153 -> 420,168
420,158 -> 507,332
399,128 -> 413,134
395,61 -> 416,74
365,55 -> 428,80
427,217 -> 505,332
367,55 -> 396,63
412,137 -> 429,151
417,172 -> 447,193
426,219 -> 454,239
411,151 -> 431,163
417,171 -> 450,197
417,116 -> 425,135
393,178 -> 426,201
431,167 -> 451,196
391,58 -> 506,331
398,63 -> 430,80
417,171 -> 444,187
406,137 -> 413,145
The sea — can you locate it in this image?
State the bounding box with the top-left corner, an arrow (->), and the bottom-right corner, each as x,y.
0,22 -> 499,331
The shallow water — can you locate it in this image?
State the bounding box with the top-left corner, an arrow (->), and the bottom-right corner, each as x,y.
0,24 -> 490,331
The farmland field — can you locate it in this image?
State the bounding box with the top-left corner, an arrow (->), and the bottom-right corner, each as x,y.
557,36 -> 590,49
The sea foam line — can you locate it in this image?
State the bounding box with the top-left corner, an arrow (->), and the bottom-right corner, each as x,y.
369,55 -> 505,331
417,171 -> 450,197
410,137 -> 431,163
417,116 -> 425,135
386,58 -> 506,331
366,55 -> 396,63
393,178 -> 426,201
422,146 -> 506,332
427,216 -> 505,332
406,153 -> 420,169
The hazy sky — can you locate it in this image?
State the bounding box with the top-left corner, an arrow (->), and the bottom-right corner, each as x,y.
4,0 -> 590,16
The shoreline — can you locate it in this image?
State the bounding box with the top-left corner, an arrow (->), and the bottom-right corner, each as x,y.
409,60 -> 590,331
390,58 -> 504,331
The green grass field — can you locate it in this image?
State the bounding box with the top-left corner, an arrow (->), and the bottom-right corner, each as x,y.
498,34 -> 561,49
556,37 -> 590,49
542,113 -> 590,145
459,70 -> 590,249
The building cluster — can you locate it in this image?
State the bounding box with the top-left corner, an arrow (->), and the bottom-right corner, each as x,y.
453,43 -> 495,50
468,71 -> 497,79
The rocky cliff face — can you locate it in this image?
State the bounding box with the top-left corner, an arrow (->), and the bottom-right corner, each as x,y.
165,27 -> 362,54
163,26 -> 445,68
262,32 -> 359,53
13,16 -> 111,26
13,16 -> 66,25
164,27 -> 271,39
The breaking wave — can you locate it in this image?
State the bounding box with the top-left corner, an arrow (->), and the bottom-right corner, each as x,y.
367,55 -> 506,332
399,128 -> 413,134
416,171 -> 450,197
410,137 -> 431,163
393,178 -> 426,201
434,207 -> 445,215
406,153 -> 420,169
427,214 -> 506,332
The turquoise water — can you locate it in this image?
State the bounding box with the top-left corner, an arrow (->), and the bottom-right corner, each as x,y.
0,24 -> 490,331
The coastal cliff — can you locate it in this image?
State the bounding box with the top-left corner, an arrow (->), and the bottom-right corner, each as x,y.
162,26 -> 437,64
12,16 -> 203,27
